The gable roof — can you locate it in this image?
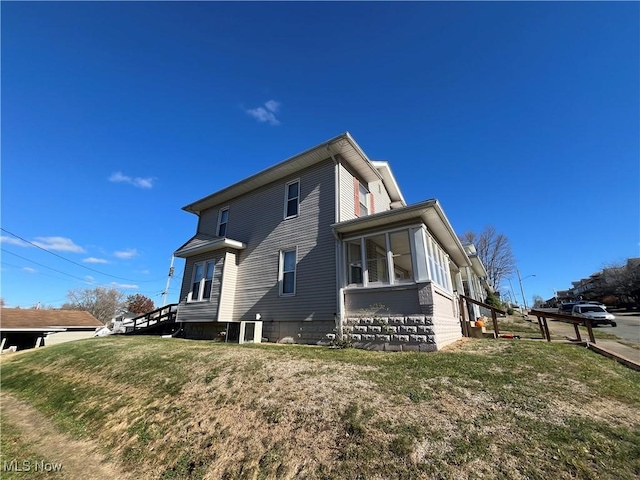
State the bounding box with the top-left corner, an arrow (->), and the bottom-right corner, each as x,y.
0,309 -> 103,329
182,132 -> 406,215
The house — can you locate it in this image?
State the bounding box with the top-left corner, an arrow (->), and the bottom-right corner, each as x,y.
174,132 -> 477,351
0,309 -> 103,351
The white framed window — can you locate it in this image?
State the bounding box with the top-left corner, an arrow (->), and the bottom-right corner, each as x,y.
284,180 -> 300,219
190,260 -> 215,301
279,248 -> 297,296
426,235 -> 452,291
358,183 -> 369,217
344,227 -> 417,288
217,207 -> 229,237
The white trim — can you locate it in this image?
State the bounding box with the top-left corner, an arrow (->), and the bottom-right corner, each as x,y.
189,260 -> 215,302
283,179 -> 300,220
174,237 -> 246,258
279,247 -> 298,296
216,206 -> 229,237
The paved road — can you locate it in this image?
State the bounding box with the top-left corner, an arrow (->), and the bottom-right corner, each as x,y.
608,310 -> 640,343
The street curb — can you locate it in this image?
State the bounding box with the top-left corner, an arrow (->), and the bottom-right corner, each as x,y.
579,342 -> 640,372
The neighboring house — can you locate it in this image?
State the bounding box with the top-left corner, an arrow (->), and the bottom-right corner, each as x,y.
0,309 -> 103,351
174,132 -> 476,351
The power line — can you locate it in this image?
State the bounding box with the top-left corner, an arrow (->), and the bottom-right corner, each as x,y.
1,227 -> 162,283
2,249 -> 94,283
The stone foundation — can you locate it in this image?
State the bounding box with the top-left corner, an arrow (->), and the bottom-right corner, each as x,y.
345,315 -> 438,352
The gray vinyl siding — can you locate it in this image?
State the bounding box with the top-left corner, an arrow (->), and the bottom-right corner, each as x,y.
218,251 -> 238,321
338,163 -> 391,222
369,179 -> 392,214
176,251 -> 225,323
339,163 -> 357,222
194,158 -> 337,327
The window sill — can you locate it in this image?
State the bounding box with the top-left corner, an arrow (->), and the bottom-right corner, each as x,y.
283,214 -> 299,221
344,283 -> 418,293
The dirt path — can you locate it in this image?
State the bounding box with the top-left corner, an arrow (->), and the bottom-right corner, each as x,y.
1,393 -> 132,480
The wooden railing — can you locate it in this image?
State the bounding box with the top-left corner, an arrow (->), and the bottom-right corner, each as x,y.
458,295 -> 506,337
123,304 -> 178,335
528,308 -> 597,344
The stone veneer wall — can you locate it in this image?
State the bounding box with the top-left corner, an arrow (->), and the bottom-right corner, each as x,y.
343,281 -> 463,351
344,315 -> 437,352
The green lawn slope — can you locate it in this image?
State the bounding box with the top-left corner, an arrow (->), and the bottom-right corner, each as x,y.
1,336 -> 639,479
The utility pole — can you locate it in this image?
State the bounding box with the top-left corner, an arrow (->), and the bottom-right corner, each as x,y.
516,268 -> 536,311
161,256 -> 175,307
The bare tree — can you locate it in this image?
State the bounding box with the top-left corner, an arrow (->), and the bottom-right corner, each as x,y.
61,287 -> 125,324
459,226 -> 516,289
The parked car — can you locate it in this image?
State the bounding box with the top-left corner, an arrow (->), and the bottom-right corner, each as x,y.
558,303 -> 576,315
571,304 -> 617,327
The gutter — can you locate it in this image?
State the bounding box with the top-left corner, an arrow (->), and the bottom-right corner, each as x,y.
328,144 -> 344,340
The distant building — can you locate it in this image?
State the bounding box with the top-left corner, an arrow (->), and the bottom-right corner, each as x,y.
1,309 -> 102,351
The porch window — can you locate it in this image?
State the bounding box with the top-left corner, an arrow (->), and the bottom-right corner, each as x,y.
365,234 -> 388,284
279,248 -> 297,296
347,240 -> 363,285
389,230 -> 413,282
217,207 -> 229,237
190,260 -> 215,301
284,180 -> 300,219
426,235 -> 452,291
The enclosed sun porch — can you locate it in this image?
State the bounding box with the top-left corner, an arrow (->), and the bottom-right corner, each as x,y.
333,199 -> 471,351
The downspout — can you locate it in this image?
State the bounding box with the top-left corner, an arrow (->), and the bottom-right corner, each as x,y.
328,144 -> 344,341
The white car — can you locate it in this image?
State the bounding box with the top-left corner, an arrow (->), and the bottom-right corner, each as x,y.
571,304 -> 617,327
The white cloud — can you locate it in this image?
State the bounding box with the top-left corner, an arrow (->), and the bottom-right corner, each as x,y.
85,276 -> 96,284
108,172 -> 155,189
22,267 -> 37,273
245,99 -> 281,126
32,236 -> 85,253
0,236 -> 29,247
114,248 -> 138,259
83,257 -> 109,264
111,282 -> 139,290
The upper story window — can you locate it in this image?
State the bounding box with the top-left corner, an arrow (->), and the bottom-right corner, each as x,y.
279,248 -> 297,296
217,207 -> 229,237
190,260 -> 215,302
284,180 -> 300,219
359,183 -> 369,217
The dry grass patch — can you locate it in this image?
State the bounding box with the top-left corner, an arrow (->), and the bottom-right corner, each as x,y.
1,336 -> 639,479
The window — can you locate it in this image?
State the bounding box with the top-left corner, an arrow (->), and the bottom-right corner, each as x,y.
347,240 -> 363,285
365,234 -> 388,284
190,260 -> 215,301
359,183 -> 369,217
426,235 -> 451,291
217,207 -> 229,237
284,180 -> 300,219
279,249 -> 297,296
389,230 -> 413,282
344,228 -> 419,288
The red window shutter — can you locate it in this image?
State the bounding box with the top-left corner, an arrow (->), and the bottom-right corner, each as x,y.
353,177 -> 360,217
370,194 -> 375,214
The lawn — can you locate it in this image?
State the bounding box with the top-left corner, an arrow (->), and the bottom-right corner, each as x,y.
1,336 -> 639,479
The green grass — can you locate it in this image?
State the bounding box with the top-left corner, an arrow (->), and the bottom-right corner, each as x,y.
1,336 -> 639,479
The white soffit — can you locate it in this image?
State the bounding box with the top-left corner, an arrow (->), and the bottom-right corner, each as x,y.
183,132 -> 386,215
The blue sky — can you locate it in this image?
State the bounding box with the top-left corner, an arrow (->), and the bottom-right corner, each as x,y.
2,2 -> 638,309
